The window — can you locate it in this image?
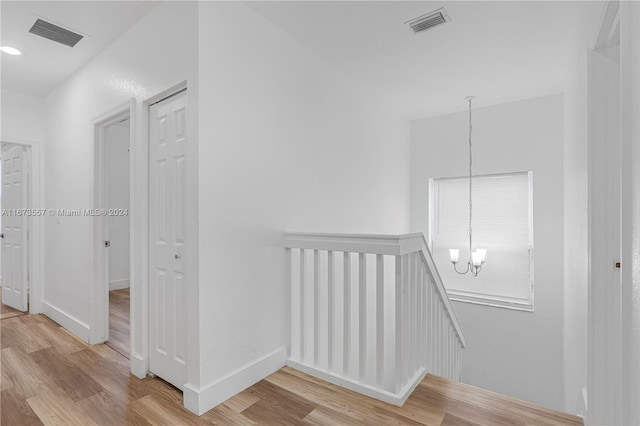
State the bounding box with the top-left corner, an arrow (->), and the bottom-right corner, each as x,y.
429,172 -> 533,311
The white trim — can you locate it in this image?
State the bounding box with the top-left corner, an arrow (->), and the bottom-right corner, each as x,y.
587,2 -> 623,421
619,3 -> 640,423
287,360 -> 426,407
183,347 -> 286,416
130,352 -> 147,379
43,301 -> 91,342
90,100 -> 134,346
576,387 -> 588,420
109,279 -> 130,291
0,138 -> 44,315
591,0 -> 620,50
284,232 -> 424,256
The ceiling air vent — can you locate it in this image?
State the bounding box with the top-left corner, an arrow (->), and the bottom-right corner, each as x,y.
406,8 -> 451,34
28,19 -> 84,48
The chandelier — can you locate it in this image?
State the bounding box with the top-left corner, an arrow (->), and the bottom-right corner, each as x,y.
449,96 -> 486,276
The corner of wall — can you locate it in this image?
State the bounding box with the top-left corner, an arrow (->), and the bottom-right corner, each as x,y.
42,301 -> 91,343
184,347 -> 286,416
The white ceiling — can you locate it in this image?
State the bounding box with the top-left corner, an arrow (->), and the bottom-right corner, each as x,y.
1,1 -> 158,96
1,1 -> 603,115
248,1 -> 604,117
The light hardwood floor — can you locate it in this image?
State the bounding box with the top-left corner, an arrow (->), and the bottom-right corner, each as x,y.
106,288 -> 130,358
1,313 -> 583,425
0,290 -> 26,320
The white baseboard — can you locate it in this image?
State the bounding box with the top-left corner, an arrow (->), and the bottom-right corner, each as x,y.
109,279 -> 130,291
575,387 -> 588,420
183,347 -> 286,416
286,359 -> 426,407
130,352 -> 147,379
42,301 -> 90,343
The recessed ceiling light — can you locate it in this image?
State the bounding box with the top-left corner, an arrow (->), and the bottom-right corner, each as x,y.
1,46 -> 23,56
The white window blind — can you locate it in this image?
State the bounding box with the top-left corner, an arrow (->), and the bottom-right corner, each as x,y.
430,172 -> 533,310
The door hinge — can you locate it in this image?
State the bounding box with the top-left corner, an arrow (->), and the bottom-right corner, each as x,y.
105,240 -> 111,248
615,261 -> 621,269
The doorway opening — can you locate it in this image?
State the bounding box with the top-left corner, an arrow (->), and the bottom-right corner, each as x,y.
0,142 -> 32,319
91,103 -> 133,358
103,117 -> 132,358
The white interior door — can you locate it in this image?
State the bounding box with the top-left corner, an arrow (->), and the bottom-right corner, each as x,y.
1,144 -> 29,312
149,91 -> 188,390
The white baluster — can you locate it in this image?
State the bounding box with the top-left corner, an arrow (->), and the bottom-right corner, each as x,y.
376,254 -> 384,387
449,323 -> 453,379
446,319 -> 450,379
410,253 -> 417,375
394,254 -> 403,393
427,283 -> 435,373
328,250 -> 335,370
343,252 -> 351,377
416,260 -> 420,371
421,264 -> 427,369
405,254 -> 412,383
289,248 -> 299,361
426,278 -> 432,373
438,302 -> 443,376
300,249 -> 306,363
358,253 -> 366,380
313,250 -> 320,365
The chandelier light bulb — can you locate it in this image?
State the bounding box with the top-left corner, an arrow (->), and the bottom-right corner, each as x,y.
476,248 -> 486,263
449,249 -> 460,263
471,250 -> 483,267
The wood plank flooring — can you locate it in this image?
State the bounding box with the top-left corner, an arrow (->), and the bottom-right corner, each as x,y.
0,288 -> 27,320
1,313 -> 583,425
106,288 -> 130,358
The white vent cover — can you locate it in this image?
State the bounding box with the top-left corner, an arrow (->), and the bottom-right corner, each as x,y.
29,19 -> 84,48
406,8 -> 451,34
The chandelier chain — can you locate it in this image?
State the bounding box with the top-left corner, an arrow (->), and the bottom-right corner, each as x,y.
468,97 -> 473,257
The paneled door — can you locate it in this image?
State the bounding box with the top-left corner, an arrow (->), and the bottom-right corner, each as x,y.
149,90 -> 188,390
1,144 -> 29,312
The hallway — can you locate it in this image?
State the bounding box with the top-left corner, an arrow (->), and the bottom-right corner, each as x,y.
1,313 -> 582,425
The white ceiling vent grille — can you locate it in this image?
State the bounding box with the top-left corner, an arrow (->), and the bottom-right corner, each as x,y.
406,8 -> 451,34
29,19 -> 84,48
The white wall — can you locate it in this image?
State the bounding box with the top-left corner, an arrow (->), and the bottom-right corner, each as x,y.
195,1 -> 410,412
106,123 -> 130,289
42,0 -> 198,362
0,89 -> 45,143
410,95 -> 565,410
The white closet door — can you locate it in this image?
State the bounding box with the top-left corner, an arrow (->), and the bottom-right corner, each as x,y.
149,91 -> 188,390
1,144 -> 28,312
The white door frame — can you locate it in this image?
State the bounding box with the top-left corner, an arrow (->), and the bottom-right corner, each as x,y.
587,1 -> 622,424
90,101 -> 134,345
0,139 -> 43,315
619,2 -> 640,424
